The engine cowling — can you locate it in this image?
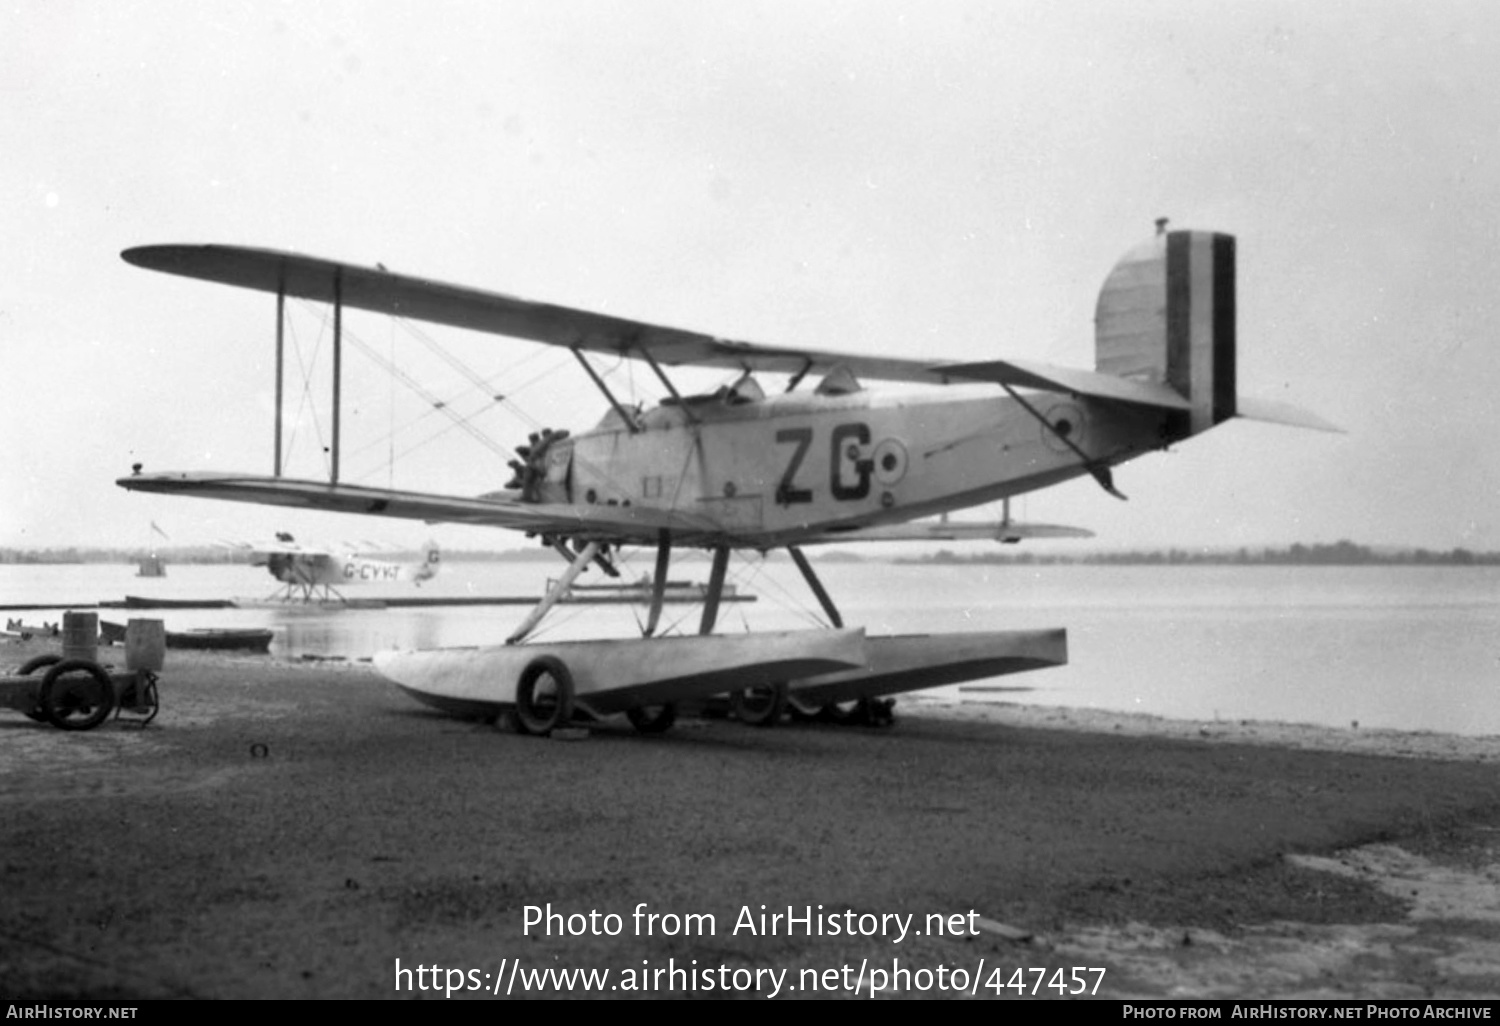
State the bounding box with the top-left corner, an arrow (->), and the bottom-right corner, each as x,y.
504,427 -> 570,502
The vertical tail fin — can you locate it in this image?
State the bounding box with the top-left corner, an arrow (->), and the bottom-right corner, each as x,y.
414,540 -> 441,583
1095,226 -> 1236,437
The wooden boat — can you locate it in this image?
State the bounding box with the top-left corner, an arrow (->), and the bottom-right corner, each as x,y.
165,628 -> 273,653
117,596 -> 235,609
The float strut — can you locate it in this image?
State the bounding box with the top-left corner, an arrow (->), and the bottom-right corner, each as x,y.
788,545 -> 843,628
507,540 -> 601,645
698,545 -> 731,635
644,530 -> 672,637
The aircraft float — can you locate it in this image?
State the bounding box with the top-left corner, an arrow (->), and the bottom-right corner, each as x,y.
117,221 -> 1336,735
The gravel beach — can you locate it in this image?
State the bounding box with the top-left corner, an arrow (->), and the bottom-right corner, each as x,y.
2,639 -> 1498,1000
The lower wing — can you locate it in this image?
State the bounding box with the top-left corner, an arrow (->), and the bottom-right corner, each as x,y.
117,470 -> 721,545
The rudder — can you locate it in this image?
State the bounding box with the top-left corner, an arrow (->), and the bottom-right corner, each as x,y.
1095,227 -> 1236,437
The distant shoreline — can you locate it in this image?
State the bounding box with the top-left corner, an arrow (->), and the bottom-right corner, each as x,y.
4,540 -> 1494,567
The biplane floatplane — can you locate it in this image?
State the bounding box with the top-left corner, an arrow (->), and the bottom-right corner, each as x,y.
117,222 -> 1335,735
223,532 -> 441,604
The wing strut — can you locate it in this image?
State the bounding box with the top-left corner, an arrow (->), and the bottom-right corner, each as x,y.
788,545 -> 843,628
1000,383 -> 1128,501
507,541 -> 601,645
274,277 -> 285,477
548,537 -> 619,578
267,268 -> 344,484
332,270 -> 343,483
640,347 -> 698,424
572,348 -> 640,434
785,359 -> 814,393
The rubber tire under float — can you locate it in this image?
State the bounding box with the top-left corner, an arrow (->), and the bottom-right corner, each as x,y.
732,684 -> 787,727
785,695 -> 823,722
18,653 -> 62,723
625,703 -> 678,735
39,659 -> 115,731
821,698 -> 896,727
513,656 -> 575,736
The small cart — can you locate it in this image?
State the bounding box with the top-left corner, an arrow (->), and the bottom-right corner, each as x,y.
1,654 -> 160,731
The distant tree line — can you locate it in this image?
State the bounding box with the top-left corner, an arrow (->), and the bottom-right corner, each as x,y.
0,546 -> 250,565
896,541 -> 1499,567
0,545 -> 540,565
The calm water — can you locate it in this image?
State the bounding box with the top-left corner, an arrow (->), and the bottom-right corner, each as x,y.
3,560 -> 1497,736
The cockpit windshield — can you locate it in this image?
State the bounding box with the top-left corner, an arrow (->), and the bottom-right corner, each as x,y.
658,372 -> 765,409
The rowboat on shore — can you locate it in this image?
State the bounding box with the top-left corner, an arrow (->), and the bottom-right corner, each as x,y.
101,620 -> 273,653
165,628 -> 273,653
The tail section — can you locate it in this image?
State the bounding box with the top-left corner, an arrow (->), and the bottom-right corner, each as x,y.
413,539 -> 441,584
941,224 -> 1336,441
1096,226 -> 1236,438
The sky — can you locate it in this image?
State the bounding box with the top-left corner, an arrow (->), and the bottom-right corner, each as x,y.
3,0 -> 1497,554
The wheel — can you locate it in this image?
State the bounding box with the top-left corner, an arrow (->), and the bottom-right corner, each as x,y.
626,703 -> 678,734
19,654 -> 63,722
786,695 -> 823,722
39,659 -> 115,731
871,698 -> 897,726
513,656 -> 574,736
731,684 -> 786,727
19,654 -> 62,675
822,697 -> 897,727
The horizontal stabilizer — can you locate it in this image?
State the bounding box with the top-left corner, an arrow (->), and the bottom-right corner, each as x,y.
1235,396 -> 1344,433
937,359 -> 1193,411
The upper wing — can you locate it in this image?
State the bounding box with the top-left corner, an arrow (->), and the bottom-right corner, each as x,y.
124,244 -> 1230,406
122,244 -> 962,385
118,470 -> 727,546
219,538 -> 336,558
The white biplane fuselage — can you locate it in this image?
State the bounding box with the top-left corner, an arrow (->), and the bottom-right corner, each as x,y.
537,385 -> 1162,548
249,537 -> 441,602
267,550 -> 439,587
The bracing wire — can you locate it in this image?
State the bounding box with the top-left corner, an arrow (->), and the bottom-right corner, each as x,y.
279,297 -> 687,523
283,309 -> 330,477
721,551 -> 828,630
290,298 -> 638,492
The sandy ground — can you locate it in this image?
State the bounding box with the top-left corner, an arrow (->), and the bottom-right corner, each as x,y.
2,638 -> 1498,1000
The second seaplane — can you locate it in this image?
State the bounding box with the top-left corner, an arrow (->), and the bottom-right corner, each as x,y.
117,223 -> 1336,735
226,532 -> 441,604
